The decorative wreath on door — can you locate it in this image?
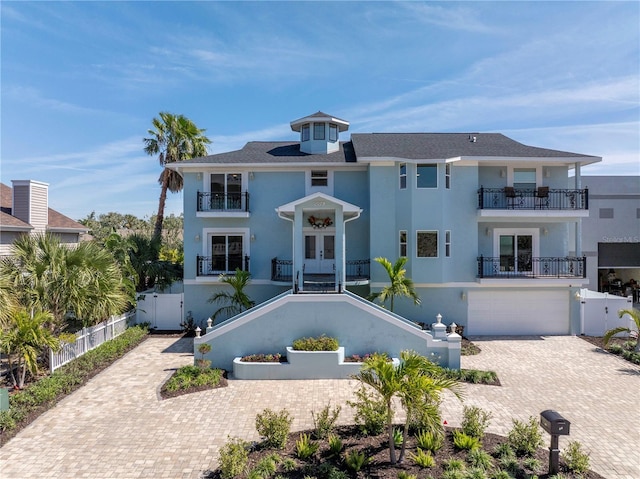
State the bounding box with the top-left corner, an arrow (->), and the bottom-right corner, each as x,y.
308,216 -> 333,229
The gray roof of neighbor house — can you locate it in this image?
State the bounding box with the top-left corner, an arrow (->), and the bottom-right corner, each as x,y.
0,183 -> 88,232
169,132 -> 599,167
350,133 -> 600,160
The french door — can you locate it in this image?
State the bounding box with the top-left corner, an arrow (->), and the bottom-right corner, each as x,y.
494,229 -> 538,274
304,233 -> 335,274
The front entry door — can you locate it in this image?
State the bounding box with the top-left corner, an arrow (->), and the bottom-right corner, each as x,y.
304,233 -> 335,274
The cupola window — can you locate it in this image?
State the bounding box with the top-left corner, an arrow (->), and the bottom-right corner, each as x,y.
313,123 -> 325,140
301,124 -> 310,142
329,123 -> 338,142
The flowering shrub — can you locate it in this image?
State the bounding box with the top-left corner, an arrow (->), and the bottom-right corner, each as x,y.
344,352 -> 390,363
240,353 -> 283,362
292,335 -> 338,351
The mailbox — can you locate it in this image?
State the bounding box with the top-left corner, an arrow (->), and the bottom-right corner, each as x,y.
540,409 -> 570,436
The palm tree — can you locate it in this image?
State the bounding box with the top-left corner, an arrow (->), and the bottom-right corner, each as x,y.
0,308 -> 60,388
144,112 -> 211,241
355,350 -> 463,464
208,269 -> 255,322
127,233 -> 182,292
368,257 -> 421,312
603,307 -> 640,352
1,233 -> 131,331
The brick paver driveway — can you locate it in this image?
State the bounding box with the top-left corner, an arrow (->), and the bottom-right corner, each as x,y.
1,335 -> 638,478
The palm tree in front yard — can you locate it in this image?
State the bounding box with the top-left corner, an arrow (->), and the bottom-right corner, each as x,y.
603,307 -> 640,352
368,257 -> 421,312
208,269 -> 255,322
144,112 -> 211,241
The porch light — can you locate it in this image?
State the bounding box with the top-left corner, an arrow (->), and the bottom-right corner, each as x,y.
250,234 -> 256,241
461,291 -> 467,301
195,234 -> 200,241
542,228 -> 549,236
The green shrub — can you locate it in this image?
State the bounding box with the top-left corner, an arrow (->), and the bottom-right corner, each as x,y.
415,429 -> 444,453
492,443 -> 515,460
453,430 -> 481,451
465,468 -> 488,479
442,368 -> 499,385
311,403 -> 341,439
255,408 -> 293,449
393,427 -> 404,447
409,448 -> 435,468
163,365 -> 223,392
281,458 -> 297,472
467,448 -> 493,470
251,456 -> 278,478
327,434 -> 343,456
326,466 -> 348,479
346,385 -> 386,436
561,440 -> 590,474
523,457 -> 541,472
442,471 -> 465,479
295,433 -> 319,460
506,417 -> 543,457
344,449 -> 368,472
397,472 -> 417,479
443,458 -> 465,471
292,335 -> 339,351
498,455 -> 519,473
218,437 -> 250,479
461,406 -> 493,439
490,470 -> 514,479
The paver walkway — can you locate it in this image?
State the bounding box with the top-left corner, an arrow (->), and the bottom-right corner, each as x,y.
0,335 -> 638,478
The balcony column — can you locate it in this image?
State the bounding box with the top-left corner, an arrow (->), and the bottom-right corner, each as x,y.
293,204 -> 304,291
335,205 -> 345,290
574,163 -> 582,256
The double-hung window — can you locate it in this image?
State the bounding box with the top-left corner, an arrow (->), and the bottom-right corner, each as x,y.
445,163 -> 451,189
445,230 -> 451,257
399,163 -> 407,189
399,230 -> 407,257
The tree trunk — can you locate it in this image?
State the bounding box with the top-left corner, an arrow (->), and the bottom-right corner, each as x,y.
387,405 -> 397,464
153,171 -> 169,241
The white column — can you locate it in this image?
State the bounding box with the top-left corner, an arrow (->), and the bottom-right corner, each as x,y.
294,205 -> 304,291
335,205 -> 345,291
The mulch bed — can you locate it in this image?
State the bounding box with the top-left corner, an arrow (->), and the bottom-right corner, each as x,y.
203,425 -> 604,479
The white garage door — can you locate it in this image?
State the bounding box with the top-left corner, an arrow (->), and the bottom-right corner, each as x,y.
467,290 -> 569,336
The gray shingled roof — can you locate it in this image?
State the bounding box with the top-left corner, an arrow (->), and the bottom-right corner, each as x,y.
181,141 -> 356,165
351,133 -> 598,159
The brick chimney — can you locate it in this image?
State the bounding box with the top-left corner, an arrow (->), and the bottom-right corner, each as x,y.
11,180 -> 49,232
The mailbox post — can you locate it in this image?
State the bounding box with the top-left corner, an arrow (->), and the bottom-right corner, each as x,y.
540,410 -> 570,475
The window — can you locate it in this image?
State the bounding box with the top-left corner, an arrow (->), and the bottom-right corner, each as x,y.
599,208 -> 614,219
311,170 -> 328,187
301,124 -> 310,142
329,123 -> 338,142
399,163 -> 407,189
445,230 -> 451,257
399,230 -> 407,257
210,234 -> 244,273
513,168 -> 536,190
445,163 -> 451,189
210,173 -> 243,210
417,164 -> 437,188
417,231 -> 438,258
314,123 -> 325,140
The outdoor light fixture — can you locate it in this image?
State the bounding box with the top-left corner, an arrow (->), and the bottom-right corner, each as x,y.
250,234 -> 256,241
195,234 -> 200,241
500,169 -> 506,178
197,172 -> 202,180
249,172 -> 254,180
543,228 -> 549,236
461,291 -> 467,301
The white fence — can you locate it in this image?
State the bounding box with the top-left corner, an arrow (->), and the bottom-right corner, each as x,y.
136,292 -> 184,330
49,311 -> 135,373
578,289 -> 636,336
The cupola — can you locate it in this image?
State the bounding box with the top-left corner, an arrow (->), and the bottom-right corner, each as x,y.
290,111 -> 349,154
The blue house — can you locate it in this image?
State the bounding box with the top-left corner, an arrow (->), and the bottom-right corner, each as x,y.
167,112 -> 600,372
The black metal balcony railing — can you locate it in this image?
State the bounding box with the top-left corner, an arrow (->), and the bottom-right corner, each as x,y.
477,255 -> 586,279
270,258 -> 370,282
478,187 -> 588,210
197,191 -> 250,212
271,258 -> 293,282
197,255 -> 250,276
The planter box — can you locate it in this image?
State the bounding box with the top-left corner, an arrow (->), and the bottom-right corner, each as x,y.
233,347 -> 399,380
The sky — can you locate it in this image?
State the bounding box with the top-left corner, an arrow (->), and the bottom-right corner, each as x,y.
1,1 -> 638,221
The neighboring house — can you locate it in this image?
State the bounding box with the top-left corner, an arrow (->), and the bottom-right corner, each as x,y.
167,111 -> 601,351
575,175 -> 640,302
0,180 -> 88,256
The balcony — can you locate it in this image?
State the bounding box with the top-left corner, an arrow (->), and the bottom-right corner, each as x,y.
197,192 -> 250,213
197,255 -> 250,277
477,255 -> 586,279
478,187 -> 588,210
271,258 -> 370,284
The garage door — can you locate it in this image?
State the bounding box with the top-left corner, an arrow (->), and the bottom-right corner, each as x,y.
467,290 -> 569,336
